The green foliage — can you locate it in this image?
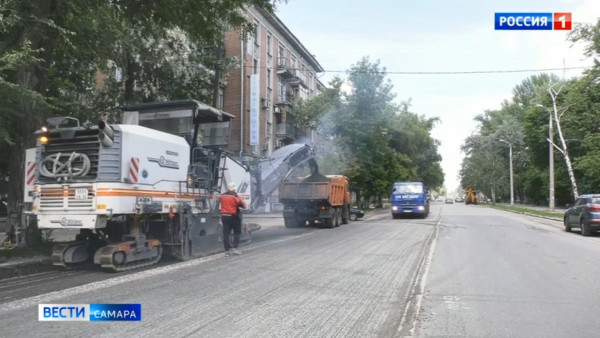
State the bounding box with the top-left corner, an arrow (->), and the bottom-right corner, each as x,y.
460,16 -> 600,206
0,0 -> 273,213
292,58 -> 444,205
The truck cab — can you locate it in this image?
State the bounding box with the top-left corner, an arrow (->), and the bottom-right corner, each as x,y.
391,182 -> 429,219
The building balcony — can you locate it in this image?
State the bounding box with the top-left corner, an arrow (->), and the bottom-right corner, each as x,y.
276,57 -> 295,79
276,123 -> 297,140
275,90 -> 294,106
289,77 -> 305,88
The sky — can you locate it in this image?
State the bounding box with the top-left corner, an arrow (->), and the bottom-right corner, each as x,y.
275,0 -> 599,192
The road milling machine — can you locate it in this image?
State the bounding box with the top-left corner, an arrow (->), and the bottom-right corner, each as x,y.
28,100 -> 316,271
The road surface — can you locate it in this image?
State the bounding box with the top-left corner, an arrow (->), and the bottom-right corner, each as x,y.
2,203 -> 600,337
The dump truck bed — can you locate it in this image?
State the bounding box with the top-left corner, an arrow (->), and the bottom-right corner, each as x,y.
280,175 -> 348,206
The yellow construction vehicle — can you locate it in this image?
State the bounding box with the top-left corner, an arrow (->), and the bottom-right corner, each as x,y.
465,187 -> 478,205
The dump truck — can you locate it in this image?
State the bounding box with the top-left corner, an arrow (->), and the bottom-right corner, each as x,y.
465,187 -> 478,205
280,174 -> 350,228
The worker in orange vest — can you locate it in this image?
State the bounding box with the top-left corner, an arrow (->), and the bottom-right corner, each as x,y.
219,182 -> 246,256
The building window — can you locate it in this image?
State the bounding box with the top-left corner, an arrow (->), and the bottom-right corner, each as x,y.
278,80 -> 285,101
267,68 -> 272,89
218,87 -> 224,109
253,59 -> 258,74
267,33 -> 272,56
247,32 -> 254,55
278,45 -> 285,67
254,22 -> 260,46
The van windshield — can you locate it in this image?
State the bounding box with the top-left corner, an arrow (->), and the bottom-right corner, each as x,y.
393,183 -> 424,194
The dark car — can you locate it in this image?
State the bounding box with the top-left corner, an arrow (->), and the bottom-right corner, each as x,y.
349,207 -> 365,221
563,194 -> 600,236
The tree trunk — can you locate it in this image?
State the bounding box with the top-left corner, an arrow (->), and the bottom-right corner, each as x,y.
550,89 -> 579,199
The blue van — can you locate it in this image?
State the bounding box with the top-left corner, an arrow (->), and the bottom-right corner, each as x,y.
391,182 -> 430,218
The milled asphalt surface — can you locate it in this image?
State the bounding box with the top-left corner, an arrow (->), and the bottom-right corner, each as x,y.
3,203 -> 600,337
0,210 -> 372,270
1,206 -> 435,337
0,204 -> 563,268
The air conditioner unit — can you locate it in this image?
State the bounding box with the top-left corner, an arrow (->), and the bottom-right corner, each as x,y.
274,107 -> 281,113
261,99 -> 271,109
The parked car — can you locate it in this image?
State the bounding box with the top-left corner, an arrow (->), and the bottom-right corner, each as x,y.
563,194 -> 600,236
349,207 -> 365,221
445,197 -> 454,204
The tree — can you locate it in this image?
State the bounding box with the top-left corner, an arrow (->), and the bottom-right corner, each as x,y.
0,0 -> 273,223
293,58 -> 443,207
460,133 -> 507,203
544,81 -> 579,199
388,108 -> 444,190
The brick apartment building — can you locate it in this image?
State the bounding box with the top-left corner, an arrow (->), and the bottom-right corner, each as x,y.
222,6 -> 324,156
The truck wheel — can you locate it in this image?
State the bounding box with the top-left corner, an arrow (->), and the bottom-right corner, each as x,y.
285,217 -> 301,228
341,205 -> 349,224
334,208 -> 341,227
295,217 -> 306,228
323,218 -> 334,229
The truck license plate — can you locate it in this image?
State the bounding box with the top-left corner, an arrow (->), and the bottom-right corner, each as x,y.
75,188 -> 88,200
137,196 -> 153,204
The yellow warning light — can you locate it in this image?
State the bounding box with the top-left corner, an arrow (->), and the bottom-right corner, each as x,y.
39,136 -> 49,145
97,204 -> 107,210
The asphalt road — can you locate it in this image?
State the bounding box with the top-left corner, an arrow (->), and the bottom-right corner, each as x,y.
1,203 -> 600,337
415,203 -> 600,337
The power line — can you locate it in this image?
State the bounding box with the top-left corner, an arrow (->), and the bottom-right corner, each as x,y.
320,66 -> 592,75
237,64 -> 593,76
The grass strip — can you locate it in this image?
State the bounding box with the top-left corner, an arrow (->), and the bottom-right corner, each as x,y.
491,204 -> 563,219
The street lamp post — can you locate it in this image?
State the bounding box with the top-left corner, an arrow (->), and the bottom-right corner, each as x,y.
499,139 -> 514,206
536,104 -> 555,210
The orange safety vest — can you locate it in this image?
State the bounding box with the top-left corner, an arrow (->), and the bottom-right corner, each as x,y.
220,191 -> 246,215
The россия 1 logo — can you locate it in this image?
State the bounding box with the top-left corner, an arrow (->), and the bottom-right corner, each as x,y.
495,12 -> 572,30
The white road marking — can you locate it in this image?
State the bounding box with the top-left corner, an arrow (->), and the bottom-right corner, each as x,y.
397,216 -> 440,336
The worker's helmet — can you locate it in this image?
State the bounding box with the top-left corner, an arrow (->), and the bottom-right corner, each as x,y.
228,183 -> 237,191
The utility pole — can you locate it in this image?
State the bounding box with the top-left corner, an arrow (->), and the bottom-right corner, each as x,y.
500,139 -> 514,206
536,104 -> 555,210
549,112 -> 555,210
